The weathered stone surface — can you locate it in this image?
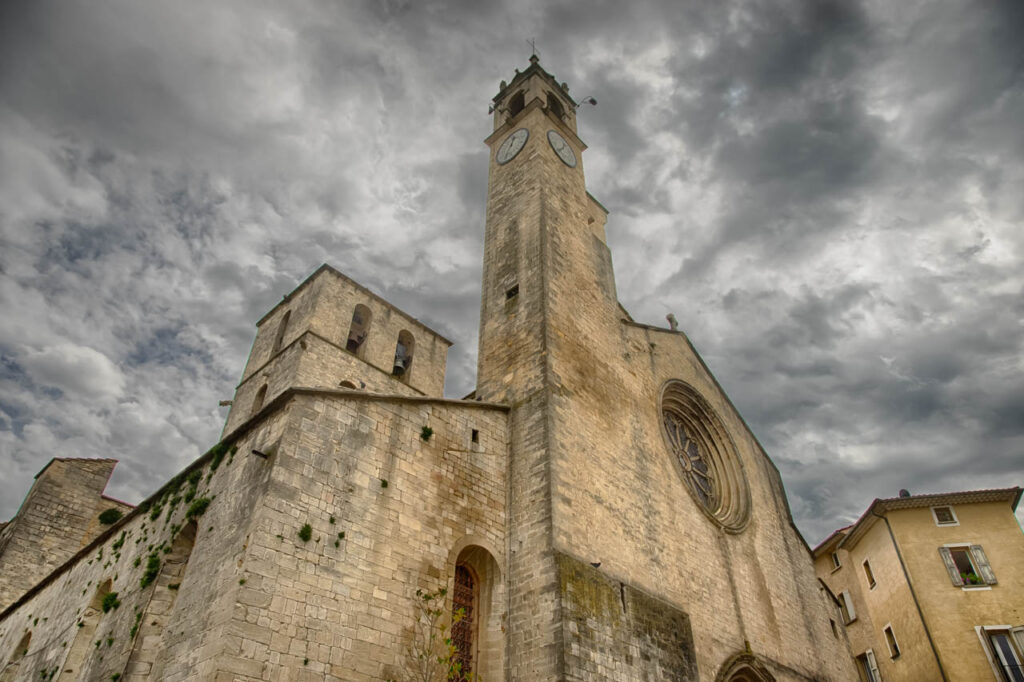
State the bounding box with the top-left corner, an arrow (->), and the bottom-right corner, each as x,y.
0,57 -> 860,682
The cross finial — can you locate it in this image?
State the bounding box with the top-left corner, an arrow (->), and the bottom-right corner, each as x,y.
527,38 -> 539,62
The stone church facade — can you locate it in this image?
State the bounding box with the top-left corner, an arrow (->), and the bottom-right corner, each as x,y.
0,58 -> 857,681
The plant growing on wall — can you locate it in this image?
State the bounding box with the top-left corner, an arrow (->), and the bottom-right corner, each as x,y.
97,509 -> 123,525
420,426 -> 434,442
100,592 -> 121,613
390,587 -> 476,682
298,524 -> 313,542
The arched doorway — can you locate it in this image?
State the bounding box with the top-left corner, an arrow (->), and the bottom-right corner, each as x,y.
450,544 -> 504,681
715,652 -> 777,682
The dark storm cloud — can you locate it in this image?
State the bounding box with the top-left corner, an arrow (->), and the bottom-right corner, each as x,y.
0,0 -> 1021,544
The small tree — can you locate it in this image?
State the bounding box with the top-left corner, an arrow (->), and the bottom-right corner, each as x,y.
393,587 -> 476,682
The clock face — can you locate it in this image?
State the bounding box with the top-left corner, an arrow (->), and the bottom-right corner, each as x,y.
496,128 -> 529,165
547,130 -> 577,168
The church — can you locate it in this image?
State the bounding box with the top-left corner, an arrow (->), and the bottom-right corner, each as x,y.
0,57 -> 857,681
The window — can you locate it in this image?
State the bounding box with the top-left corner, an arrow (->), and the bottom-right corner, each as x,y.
452,564 -> 477,680
883,624 -> 901,658
508,91 -> 525,118
939,545 -> 997,587
251,384 -> 268,416
471,429 -> 479,444
346,304 -> 372,357
932,505 -> 959,526
271,310 -> 291,354
839,590 -> 857,624
831,551 -> 842,570
392,330 -> 415,380
864,559 -> 877,589
857,650 -> 882,682
546,92 -> 565,119
986,629 -> 1024,682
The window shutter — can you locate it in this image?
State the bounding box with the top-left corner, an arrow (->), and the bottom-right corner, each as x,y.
866,649 -> 881,682
938,547 -> 964,586
970,545 -> 997,585
1012,627 -> 1024,656
842,590 -> 856,622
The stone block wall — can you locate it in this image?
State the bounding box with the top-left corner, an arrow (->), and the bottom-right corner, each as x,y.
225,331 -> 422,434
557,553 -> 698,681
226,266 -> 451,434
216,390 -> 509,681
0,459 -> 132,613
0,408 -> 291,681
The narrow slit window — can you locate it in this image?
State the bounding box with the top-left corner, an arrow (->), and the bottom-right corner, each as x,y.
251,384 -> 268,416
831,551 -> 841,570
271,310 -> 291,354
471,429 -> 480,444
863,559 -> 876,589
506,284 -> 519,300
884,625 -> 900,658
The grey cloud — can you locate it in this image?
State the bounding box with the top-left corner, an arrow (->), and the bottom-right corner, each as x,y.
0,0 -> 1021,544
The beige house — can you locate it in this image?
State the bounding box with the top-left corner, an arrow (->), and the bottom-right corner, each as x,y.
814,488 -> 1024,682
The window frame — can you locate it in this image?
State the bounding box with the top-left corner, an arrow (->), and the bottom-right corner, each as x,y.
976,625 -> 1024,682
857,649 -> 882,682
883,623 -> 901,659
864,559 -> 877,590
831,551 -> 842,571
939,544 -> 997,588
931,505 -> 960,527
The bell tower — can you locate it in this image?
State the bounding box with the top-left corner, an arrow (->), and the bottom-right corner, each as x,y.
477,54 -> 612,404
477,57 -> 857,682
477,56 -> 622,680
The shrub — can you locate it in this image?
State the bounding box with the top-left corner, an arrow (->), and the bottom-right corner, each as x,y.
186,497 -> 211,520
97,509 -> 123,525
100,592 -> 120,613
140,554 -> 161,588
420,426 -> 434,441
298,524 -> 313,543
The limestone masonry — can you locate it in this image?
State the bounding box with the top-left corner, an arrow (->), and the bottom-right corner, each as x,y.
1,57 -> 862,681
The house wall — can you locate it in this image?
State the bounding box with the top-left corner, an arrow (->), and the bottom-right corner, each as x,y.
889,502 -> 1024,681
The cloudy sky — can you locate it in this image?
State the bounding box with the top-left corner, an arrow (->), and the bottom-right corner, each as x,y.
1,0 -> 1022,545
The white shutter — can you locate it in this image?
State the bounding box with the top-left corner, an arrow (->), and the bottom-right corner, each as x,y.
970,545 -> 997,585
1012,627 -> 1024,658
938,547 -> 964,586
866,649 -> 882,682
842,590 -> 856,622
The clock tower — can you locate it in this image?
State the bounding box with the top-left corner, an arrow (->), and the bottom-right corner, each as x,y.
477,56 -> 857,681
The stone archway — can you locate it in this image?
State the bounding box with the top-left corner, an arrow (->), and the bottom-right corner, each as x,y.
716,652 -> 777,682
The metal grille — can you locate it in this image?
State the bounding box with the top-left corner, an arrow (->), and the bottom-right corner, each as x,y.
452,565 -> 475,680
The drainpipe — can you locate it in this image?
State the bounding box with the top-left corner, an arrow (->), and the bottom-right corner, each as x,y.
872,510 -> 948,682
